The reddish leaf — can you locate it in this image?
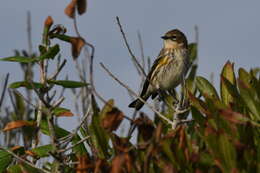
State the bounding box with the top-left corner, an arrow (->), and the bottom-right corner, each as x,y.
75,155 -> 93,173
11,146 -> 23,151
219,109 -> 246,124
112,134 -> 132,153
25,150 -> 36,157
111,154 -> 125,173
44,16 -> 53,28
134,113 -> 154,141
65,0 -> 77,18
70,37 -> 85,59
53,107 -> 74,117
101,107 -> 124,132
3,120 -> 35,131
77,0 -> 87,15
110,153 -> 132,173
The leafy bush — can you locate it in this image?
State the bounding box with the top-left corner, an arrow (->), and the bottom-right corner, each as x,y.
0,1 -> 259,173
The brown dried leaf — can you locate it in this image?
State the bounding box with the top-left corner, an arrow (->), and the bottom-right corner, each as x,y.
3,120 -> 35,131
124,153 -> 133,173
25,150 -> 36,157
56,111 -> 74,117
178,126 -> 186,149
101,107 -> 124,132
112,134 -> 132,153
111,153 -> 132,173
219,109 -> 246,124
70,37 -> 85,59
77,0 -> 87,15
134,113 -> 154,141
11,146 -> 23,151
163,163 -> 176,173
76,155 -> 93,173
44,16 -> 53,28
65,0 -> 77,18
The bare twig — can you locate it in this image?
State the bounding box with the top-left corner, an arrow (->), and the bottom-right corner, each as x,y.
27,11 -> 32,56
0,73 -> 9,109
49,59 -> 67,80
0,147 -> 50,173
137,31 -> 145,73
52,96 -> 65,108
100,63 -> 174,126
58,136 -> 90,153
116,16 -> 146,77
59,106 -> 92,144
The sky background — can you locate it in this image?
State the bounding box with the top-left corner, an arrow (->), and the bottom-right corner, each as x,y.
0,0 -> 260,134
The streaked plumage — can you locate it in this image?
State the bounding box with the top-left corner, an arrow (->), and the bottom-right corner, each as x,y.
129,29 -> 189,110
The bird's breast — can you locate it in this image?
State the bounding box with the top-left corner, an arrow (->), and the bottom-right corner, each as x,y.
156,50 -> 188,90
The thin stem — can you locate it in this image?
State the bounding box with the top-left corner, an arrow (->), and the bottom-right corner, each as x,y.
100,63 -> 174,126
58,136 -> 90,153
0,147 -> 50,173
116,16 -> 146,77
0,73 -> 9,109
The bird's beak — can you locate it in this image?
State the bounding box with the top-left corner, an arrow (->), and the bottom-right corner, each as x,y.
161,36 -> 168,40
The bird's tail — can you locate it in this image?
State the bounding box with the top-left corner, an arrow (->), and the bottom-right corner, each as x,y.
128,94 -> 150,110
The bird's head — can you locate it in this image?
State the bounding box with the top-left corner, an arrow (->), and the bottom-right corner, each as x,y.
161,29 -> 188,49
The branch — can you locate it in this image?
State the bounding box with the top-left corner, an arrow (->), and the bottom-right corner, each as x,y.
0,147 -> 50,173
116,16 -> 146,77
0,73 -> 9,109
58,136 -> 90,153
100,63 -> 174,126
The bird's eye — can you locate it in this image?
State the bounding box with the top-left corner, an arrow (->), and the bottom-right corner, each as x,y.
171,36 -> 177,41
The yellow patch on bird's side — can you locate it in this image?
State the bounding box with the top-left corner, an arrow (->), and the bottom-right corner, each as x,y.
151,57 -> 171,81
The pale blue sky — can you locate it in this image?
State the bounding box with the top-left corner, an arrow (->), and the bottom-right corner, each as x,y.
0,0 -> 259,132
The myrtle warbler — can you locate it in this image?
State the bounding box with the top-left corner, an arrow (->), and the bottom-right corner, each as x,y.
129,29 -> 189,110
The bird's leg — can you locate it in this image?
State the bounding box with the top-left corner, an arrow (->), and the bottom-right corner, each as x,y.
175,77 -> 189,114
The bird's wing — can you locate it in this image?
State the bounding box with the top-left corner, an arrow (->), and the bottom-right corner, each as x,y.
139,49 -> 171,97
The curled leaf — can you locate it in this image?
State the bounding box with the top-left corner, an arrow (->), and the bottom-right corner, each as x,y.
44,16 -> 53,29
70,37 -> 85,59
101,107 -> 124,132
220,61 -> 236,106
9,81 -> 44,89
48,80 -> 88,88
65,0 -> 77,18
77,0 -> 87,15
134,113 -> 154,141
0,56 -> 36,63
3,120 -> 35,131
219,109 -> 246,124
53,107 -> 74,117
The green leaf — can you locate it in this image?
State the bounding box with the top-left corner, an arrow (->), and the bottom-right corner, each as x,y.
71,135 -> 88,155
88,96 -> 110,159
196,76 -> 219,99
0,56 -> 36,63
186,64 -> 197,94
40,120 -> 69,138
47,80 -> 88,88
0,149 -> 12,173
13,91 -> 25,118
19,163 -> 39,173
188,43 -> 197,62
31,145 -> 53,157
218,134 -> 236,171
100,99 -> 114,120
220,61 -> 236,106
7,165 -> 22,173
9,81 -> 44,89
52,107 -> 73,117
37,44 -> 60,61
238,81 -> 260,120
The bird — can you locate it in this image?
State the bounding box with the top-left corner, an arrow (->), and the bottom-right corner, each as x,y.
129,29 -> 189,110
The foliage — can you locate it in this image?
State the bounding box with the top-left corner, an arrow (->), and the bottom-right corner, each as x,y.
0,0 -> 259,172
